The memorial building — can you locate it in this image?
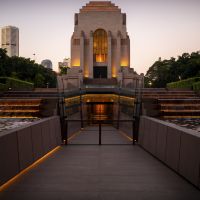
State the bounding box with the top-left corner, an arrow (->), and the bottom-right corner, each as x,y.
58,1 -> 144,90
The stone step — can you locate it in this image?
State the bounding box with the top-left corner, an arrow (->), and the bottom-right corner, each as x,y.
161,115 -> 200,119
158,99 -> 200,103
143,96 -> 198,100
160,107 -> 200,111
161,110 -> 200,113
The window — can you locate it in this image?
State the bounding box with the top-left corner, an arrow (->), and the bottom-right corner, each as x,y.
73,39 -> 80,45
93,29 -> 108,62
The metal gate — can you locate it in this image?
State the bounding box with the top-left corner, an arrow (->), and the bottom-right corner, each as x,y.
62,119 -> 137,145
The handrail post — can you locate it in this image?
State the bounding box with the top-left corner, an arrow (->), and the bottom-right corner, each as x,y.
132,119 -> 135,145
99,121 -> 102,145
65,120 -> 68,145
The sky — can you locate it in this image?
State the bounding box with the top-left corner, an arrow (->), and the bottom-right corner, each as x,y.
0,0 -> 200,74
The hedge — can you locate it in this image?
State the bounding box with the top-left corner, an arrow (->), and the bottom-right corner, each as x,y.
0,77 -> 34,91
167,77 -> 200,89
0,83 -> 7,91
193,81 -> 200,91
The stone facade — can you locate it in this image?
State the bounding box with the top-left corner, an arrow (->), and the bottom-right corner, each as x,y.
58,1 -> 144,91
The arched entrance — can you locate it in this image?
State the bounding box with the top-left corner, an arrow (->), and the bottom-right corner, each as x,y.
93,29 -> 108,78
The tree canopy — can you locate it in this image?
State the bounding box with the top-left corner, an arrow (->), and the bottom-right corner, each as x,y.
0,48 -> 57,88
145,51 -> 200,88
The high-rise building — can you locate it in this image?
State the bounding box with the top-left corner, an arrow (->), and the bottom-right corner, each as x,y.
1,26 -> 19,57
41,59 -> 53,70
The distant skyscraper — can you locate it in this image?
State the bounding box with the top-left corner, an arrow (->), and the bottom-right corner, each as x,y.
1,26 -> 19,57
41,59 -> 53,70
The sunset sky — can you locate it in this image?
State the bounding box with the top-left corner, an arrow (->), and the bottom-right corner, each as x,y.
0,0 -> 200,74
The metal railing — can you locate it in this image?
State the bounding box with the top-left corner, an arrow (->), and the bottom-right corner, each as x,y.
62,119 -> 137,145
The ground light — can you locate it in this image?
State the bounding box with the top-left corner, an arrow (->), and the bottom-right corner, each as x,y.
0,146 -> 61,192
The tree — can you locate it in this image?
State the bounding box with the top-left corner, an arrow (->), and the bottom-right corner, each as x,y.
0,48 -> 57,88
34,73 -> 45,87
145,51 -> 200,88
59,66 -> 70,75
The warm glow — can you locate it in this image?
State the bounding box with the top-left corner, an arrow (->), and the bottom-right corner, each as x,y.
67,130 -> 81,141
112,67 -> 116,78
84,69 -> 89,78
72,59 -> 80,67
95,54 -> 106,63
121,59 -> 128,67
83,94 -> 118,103
95,104 -> 105,115
112,74 -> 116,78
0,146 -> 60,192
93,29 -> 108,63
0,110 -> 39,113
119,130 -> 133,141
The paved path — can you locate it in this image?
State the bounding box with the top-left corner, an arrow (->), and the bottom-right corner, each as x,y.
68,125 -> 132,145
0,127 -> 200,200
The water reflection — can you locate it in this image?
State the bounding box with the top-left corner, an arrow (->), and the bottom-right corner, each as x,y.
0,118 -> 39,133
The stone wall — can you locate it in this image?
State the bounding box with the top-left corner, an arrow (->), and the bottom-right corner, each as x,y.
138,116 -> 200,189
0,116 -> 61,186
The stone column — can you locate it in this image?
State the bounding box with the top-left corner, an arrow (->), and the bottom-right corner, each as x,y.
89,31 -> 93,78
107,31 -> 112,78
80,31 -> 85,73
116,31 -> 121,78
127,35 -> 130,67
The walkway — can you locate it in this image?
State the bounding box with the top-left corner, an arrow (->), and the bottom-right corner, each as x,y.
0,127 -> 200,200
68,126 -> 132,145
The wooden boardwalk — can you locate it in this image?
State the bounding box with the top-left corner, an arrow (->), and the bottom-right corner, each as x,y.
0,126 -> 199,200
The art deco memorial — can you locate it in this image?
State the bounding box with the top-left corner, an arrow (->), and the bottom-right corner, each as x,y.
58,1 -> 144,90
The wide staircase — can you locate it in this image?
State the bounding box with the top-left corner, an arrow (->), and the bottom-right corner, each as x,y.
0,99 -> 43,118
141,88 -> 200,118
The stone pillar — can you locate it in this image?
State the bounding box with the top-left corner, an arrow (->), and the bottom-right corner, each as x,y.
116,31 -> 121,78
89,31 -> 93,78
80,31 -> 84,73
107,31 -> 112,78
127,35 -> 130,67
133,78 -> 137,88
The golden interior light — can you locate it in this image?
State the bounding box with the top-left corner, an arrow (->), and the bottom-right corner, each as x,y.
84,69 -> 89,78
112,74 -> 116,78
0,146 -> 60,192
72,59 -> 80,67
95,54 -> 106,63
93,29 -> 108,63
112,66 -> 116,78
120,59 -> 128,67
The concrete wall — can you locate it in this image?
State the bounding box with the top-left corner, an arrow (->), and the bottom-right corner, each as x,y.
138,116 -> 200,189
0,116 -> 61,186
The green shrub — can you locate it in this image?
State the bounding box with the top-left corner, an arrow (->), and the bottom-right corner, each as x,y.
0,83 -> 7,91
193,81 -> 200,91
0,77 -> 34,91
167,77 -> 200,89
